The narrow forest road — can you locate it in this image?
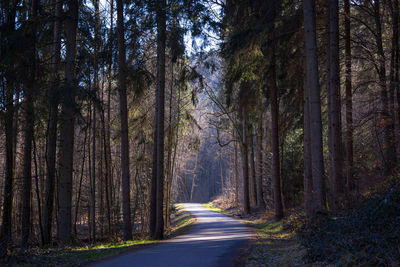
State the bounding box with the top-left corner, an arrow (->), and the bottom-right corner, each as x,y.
92,203 -> 251,267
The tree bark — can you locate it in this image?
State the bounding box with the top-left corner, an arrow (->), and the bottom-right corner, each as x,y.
303,65 -> 313,217
57,0 -> 79,243
270,38 -> 284,220
374,0 -> 397,174
21,0 -> 39,246
303,0 -> 326,213
240,105 -> 250,215
255,114 -> 265,209
248,125 -> 257,207
153,0 -> 167,240
43,0 -> 62,246
344,0 -> 354,192
0,4 -> 16,256
116,0 -> 132,241
327,0 -> 343,200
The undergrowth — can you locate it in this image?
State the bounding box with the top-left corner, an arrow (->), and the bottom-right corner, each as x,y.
299,182 -> 400,266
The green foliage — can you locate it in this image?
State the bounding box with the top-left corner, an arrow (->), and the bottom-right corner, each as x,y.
299,182 -> 400,265
281,128 -> 304,207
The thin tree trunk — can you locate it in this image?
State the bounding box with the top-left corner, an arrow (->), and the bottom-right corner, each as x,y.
255,115 -> 265,209
303,0 -> 326,213
233,131 -> 239,206
165,61 -> 174,228
0,2 -> 16,256
57,0 -> 79,243
21,0 -> 39,246
73,126 -> 88,235
248,125 -> 257,207
33,137 -> 44,245
374,0 -> 397,174
240,105 -> 250,215
327,0 -> 343,201
116,0 -> 132,241
303,64 -> 313,217
270,35 -> 284,220
344,0 -> 354,192
43,0 -> 63,246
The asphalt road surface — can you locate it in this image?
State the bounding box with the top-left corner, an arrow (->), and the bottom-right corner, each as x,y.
93,203 -> 251,267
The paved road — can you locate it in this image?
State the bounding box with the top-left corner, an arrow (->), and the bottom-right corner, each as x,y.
93,203 -> 251,267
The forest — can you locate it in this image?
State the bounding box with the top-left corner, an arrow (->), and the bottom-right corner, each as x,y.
1,0 -> 400,266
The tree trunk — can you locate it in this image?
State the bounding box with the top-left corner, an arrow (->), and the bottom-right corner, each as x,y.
303,65 -> 313,217
153,0 -> 167,240
374,0 -> 397,174
248,125 -> 257,207
57,0 -> 79,243
255,115 -> 265,209
270,37 -> 284,220
303,0 -> 326,213
233,129 -> 239,206
240,105 -> 250,215
327,0 -> 343,200
344,0 -> 354,192
43,0 -> 62,246
0,1 -> 17,256
116,0 -> 132,241
21,0 -> 39,246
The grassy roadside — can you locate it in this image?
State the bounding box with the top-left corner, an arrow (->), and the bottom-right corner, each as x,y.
10,204 -> 196,267
203,201 -> 304,266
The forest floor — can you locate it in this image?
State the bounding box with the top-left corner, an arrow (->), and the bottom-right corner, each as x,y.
5,204 -> 196,267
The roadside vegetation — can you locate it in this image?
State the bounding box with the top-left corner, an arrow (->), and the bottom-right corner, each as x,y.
206,183 -> 400,267
4,204 -> 195,266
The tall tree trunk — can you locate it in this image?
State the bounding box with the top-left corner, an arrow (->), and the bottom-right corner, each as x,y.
233,131 -> 239,206
303,0 -> 326,213
374,0 -> 397,174
0,1 -> 17,256
21,0 -> 39,246
344,0 -> 354,192
303,64 -> 313,217
248,125 -> 257,207
107,0 -> 114,237
116,0 -> 132,241
327,0 -> 343,201
74,127 -> 88,235
152,0 -> 166,240
240,105 -> 250,215
255,114 -> 265,209
391,0 -> 399,172
270,36 -> 284,220
43,0 -> 63,246
57,0 -> 79,243
165,61 -> 174,228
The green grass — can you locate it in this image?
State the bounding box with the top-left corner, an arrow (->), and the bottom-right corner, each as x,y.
202,202 -> 228,214
245,218 -> 303,267
10,204 -> 196,267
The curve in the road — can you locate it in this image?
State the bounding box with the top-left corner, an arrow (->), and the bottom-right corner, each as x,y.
92,203 -> 251,267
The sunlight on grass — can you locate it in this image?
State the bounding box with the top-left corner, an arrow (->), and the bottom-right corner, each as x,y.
14,203 -> 195,266
202,202 -> 228,214
74,240 -> 154,251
